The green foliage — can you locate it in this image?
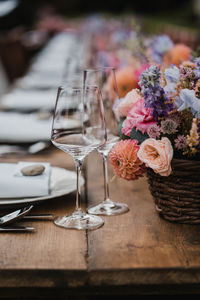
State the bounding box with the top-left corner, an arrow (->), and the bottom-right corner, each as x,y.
130,128 -> 149,144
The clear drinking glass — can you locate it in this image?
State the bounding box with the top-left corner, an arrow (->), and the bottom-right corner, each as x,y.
84,67 -> 129,216
51,86 -> 106,230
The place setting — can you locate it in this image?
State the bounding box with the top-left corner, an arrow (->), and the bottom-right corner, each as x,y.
0,65 -> 131,232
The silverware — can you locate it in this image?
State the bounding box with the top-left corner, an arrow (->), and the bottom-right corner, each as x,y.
0,205 -> 33,226
0,226 -> 35,232
0,141 -> 49,157
0,206 -> 54,226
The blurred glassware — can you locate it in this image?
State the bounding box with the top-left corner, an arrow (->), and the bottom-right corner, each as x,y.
84,67 -> 129,216
51,85 -> 106,230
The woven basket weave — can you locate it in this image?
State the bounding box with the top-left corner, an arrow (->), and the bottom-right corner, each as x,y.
147,158 -> 200,224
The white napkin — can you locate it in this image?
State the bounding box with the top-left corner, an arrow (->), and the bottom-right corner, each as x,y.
0,112 -> 52,143
17,72 -> 63,89
0,89 -> 57,111
0,162 -> 50,198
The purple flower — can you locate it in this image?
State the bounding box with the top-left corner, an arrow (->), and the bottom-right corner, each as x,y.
194,57 -> 200,78
174,135 -> 187,150
147,124 -> 161,138
139,65 -> 161,89
139,66 -> 174,121
161,119 -> 178,134
179,65 -> 197,89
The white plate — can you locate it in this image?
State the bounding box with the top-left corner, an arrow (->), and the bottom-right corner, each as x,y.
0,167 -> 84,206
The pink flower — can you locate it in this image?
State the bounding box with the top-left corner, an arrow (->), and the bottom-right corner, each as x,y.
174,135 -> 187,150
115,88 -> 141,120
122,98 -> 156,136
147,124 -> 161,138
137,137 -> 173,176
109,140 -> 146,180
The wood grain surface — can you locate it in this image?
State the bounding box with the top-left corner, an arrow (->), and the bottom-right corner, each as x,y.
1,147 -> 200,296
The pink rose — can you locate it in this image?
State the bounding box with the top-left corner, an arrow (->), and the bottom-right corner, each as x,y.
122,98 -> 156,136
115,89 -> 141,120
137,137 -> 173,176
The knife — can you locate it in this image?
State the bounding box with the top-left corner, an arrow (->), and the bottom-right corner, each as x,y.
0,226 -> 35,232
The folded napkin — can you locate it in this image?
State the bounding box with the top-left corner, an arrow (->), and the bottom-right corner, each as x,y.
0,162 -> 50,198
0,112 -> 52,143
0,89 -> 57,111
17,72 -> 63,90
0,89 -> 78,112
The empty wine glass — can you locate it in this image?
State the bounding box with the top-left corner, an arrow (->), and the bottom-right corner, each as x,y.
84,67 -> 129,216
51,85 -> 106,230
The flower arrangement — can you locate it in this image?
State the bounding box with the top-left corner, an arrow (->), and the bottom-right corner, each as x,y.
147,35 -> 191,66
110,59 -> 200,180
104,34 -> 192,105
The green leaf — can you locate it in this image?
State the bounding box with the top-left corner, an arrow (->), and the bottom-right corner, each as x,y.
130,128 -> 149,144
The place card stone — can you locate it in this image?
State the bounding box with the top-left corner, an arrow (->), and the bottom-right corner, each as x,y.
21,164 -> 45,176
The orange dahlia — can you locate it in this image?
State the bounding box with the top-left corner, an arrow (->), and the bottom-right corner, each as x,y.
108,67 -> 138,100
163,44 -> 191,66
109,140 -> 146,181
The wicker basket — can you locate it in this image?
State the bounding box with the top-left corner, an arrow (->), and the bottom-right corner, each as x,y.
147,158 -> 200,224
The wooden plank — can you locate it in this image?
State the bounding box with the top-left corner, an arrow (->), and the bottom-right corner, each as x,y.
1,148 -> 200,292
86,151 -> 200,286
0,149 -> 88,288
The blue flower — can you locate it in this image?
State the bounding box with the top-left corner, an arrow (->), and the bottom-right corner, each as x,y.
195,57 -> 200,68
175,89 -> 200,118
150,35 -> 174,64
153,35 -> 174,55
164,65 -> 180,95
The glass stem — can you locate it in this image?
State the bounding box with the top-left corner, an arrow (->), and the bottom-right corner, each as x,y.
74,159 -> 83,212
102,154 -> 110,202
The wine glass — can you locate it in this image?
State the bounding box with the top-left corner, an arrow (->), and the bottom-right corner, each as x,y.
84,67 -> 129,215
51,85 -> 106,230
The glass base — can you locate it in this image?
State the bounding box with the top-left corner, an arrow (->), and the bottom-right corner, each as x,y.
87,199 -> 129,216
54,210 -> 104,230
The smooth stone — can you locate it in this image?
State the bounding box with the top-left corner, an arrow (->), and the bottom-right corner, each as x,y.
21,164 -> 45,176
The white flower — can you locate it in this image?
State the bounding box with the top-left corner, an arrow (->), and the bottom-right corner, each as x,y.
164,65 -> 180,95
175,89 -> 200,118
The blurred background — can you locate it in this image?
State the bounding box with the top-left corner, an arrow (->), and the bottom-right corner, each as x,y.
0,0 -> 199,86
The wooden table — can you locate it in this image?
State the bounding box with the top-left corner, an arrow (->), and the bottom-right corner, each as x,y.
0,146 -> 200,298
